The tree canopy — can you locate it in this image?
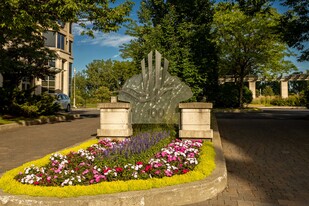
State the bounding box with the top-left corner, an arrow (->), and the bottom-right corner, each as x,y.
0,0 -> 133,92
75,59 -> 138,105
121,0 -> 218,101
213,3 -> 296,107
279,0 -> 309,61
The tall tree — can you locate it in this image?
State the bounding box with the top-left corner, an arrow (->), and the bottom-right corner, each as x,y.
0,0 -> 133,97
121,0 -> 218,101
213,3 -> 296,107
75,59 -> 137,105
279,0 -> 309,61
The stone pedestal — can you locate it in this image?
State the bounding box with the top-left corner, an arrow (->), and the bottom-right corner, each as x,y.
179,102 -> 213,140
97,103 -> 133,138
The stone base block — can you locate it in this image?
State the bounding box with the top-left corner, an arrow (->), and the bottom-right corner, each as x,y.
179,129 -> 213,139
97,128 -> 133,137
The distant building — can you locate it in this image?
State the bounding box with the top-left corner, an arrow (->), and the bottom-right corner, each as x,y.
0,21 -> 74,96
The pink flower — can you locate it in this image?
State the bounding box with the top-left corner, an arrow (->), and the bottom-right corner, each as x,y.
164,170 -> 173,177
95,177 -> 101,183
54,165 -> 63,173
82,169 -> 89,175
188,153 -> 195,158
155,170 -> 161,175
90,179 -> 94,184
47,176 -> 51,181
54,175 -> 58,179
154,163 -> 162,168
161,151 -> 168,157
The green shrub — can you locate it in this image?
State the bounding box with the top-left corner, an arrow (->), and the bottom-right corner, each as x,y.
304,88 -> 309,109
215,84 -> 252,108
0,89 -> 60,118
270,95 -> 305,106
251,96 -> 274,105
262,86 -> 274,96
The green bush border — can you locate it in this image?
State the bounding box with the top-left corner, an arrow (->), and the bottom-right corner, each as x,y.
0,138 -> 215,198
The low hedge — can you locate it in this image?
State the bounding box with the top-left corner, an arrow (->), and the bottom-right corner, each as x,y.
0,138 -> 215,198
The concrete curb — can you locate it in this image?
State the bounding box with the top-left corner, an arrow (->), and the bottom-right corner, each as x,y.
0,114 -> 80,132
0,116 -> 227,206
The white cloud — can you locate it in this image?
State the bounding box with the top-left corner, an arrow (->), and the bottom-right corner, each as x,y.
73,23 -> 135,48
113,53 -> 120,58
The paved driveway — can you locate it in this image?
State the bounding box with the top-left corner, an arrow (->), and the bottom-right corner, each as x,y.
1,109 -> 309,206
0,110 -> 100,174
201,109 -> 309,206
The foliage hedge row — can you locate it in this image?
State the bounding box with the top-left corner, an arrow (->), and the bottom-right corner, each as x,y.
215,84 -> 253,108
270,95 -> 306,106
0,89 -> 60,118
0,138 -> 215,198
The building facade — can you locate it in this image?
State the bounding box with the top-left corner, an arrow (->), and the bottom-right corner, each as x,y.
0,22 -> 74,97
38,22 -> 74,96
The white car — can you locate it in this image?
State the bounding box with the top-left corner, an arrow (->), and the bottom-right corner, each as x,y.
54,93 -> 71,112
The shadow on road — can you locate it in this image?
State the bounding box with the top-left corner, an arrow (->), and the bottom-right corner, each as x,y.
214,110 -> 309,205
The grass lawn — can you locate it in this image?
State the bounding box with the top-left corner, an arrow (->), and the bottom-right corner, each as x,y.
0,117 -> 15,125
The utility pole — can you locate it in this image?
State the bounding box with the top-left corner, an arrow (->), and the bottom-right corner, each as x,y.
73,67 -> 77,108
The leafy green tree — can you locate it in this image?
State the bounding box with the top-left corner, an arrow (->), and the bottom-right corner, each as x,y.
85,59 -> 137,93
75,59 -> 137,105
236,0 -> 271,16
213,3 -> 296,107
74,71 -> 89,107
279,0 -> 309,61
0,0 -> 133,114
121,0 -> 218,101
94,86 -> 111,103
262,86 -> 275,96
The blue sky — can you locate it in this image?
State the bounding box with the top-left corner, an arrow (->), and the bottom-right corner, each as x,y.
72,0 -> 308,73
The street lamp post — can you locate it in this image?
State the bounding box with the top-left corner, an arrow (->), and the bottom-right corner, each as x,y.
73,67 -> 77,108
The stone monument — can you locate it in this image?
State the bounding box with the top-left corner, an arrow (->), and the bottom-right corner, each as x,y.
118,50 -> 193,124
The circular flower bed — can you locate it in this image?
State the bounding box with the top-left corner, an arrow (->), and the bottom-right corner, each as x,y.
15,132 -> 203,187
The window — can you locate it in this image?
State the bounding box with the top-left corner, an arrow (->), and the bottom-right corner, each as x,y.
21,77 -> 31,91
42,75 -> 56,94
69,41 -> 73,54
43,31 -> 56,47
57,33 -> 65,50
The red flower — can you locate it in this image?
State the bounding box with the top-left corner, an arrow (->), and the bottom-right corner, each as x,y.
182,169 -> 190,174
115,167 -> 123,173
145,164 -> 152,172
104,167 -> 111,174
34,181 -> 40,185
136,161 -> 143,165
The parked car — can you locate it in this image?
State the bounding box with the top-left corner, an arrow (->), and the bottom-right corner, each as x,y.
54,93 -> 71,112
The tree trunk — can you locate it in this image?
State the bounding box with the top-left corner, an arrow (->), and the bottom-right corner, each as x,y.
239,78 -> 244,108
